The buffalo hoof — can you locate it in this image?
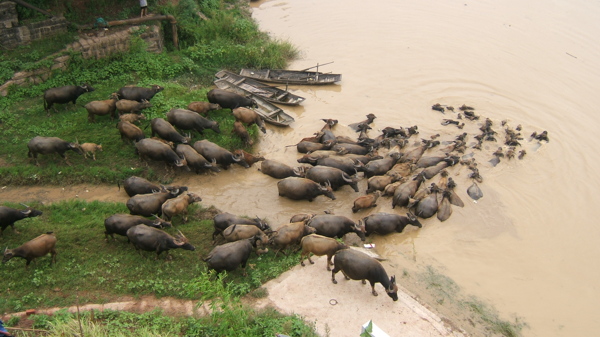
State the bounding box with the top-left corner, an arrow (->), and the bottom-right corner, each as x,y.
372,290 -> 379,296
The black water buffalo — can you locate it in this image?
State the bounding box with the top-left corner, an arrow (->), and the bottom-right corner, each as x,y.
277,177 -> 336,202
3,232 -> 57,267
360,212 -> 422,236
175,144 -> 219,173
259,159 -> 305,179
212,212 -> 270,241
116,85 -> 164,102
192,140 -> 248,169
307,214 -> 366,241
362,153 -> 402,178
305,165 -> 359,192
151,118 -> 190,144
104,214 -> 172,241
0,205 -> 43,236
27,136 -> 83,166
166,108 -> 221,135
203,235 -> 266,276
135,138 -> 186,168
119,176 -> 188,197
207,88 -> 257,110
43,83 -> 94,116
126,189 -> 182,217
331,248 -> 398,301
331,143 -> 370,155
392,173 -> 426,209
126,225 -> 195,260
314,156 -> 361,176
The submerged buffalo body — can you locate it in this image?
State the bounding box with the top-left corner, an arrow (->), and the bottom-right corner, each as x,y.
305,165 -> 359,192
207,88 -> 256,110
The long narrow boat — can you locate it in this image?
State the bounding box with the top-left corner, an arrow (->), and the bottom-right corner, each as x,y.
215,70 -> 306,106
239,68 -> 342,85
213,79 -> 295,127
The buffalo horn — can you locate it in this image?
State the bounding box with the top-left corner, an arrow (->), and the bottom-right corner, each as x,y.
4,246 -> 7,253
232,153 -> 241,162
20,203 -> 30,208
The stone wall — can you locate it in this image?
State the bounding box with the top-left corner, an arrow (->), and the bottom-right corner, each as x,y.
0,2 -> 68,49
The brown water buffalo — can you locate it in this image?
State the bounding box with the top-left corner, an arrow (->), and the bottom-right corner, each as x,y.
135,138 -> 186,168
352,191 -> 381,213
361,212 -> 422,236
212,212 -> 270,241
259,159 -> 305,179
117,120 -> 145,143
437,190 -> 453,222
119,113 -> 147,124
80,143 -> 103,161
43,83 -> 94,116
232,107 -> 266,133
116,99 -> 152,114
300,234 -> 348,270
126,225 -> 194,260
175,144 -> 219,173
392,173 -> 426,209
27,136 -> 83,166
233,150 -> 265,167
187,101 -> 221,114
289,213 -> 316,223
192,140 -> 248,169
104,214 -> 172,241
167,108 -> 220,135
305,165 -> 359,192
126,189 -> 182,217
366,172 -> 403,194
0,205 -> 43,236
348,113 -> 377,131
296,139 -> 336,154
362,152 -> 402,178
383,180 -> 403,196
207,88 -> 257,110
277,177 -> 336,202
160,192 -> 202,222
150,118 -> 190,144
314,156 -> 361,176
85,93 -> 118,122
119,176 -> 187,197
307,214 -> 366,241
203,235 -> 267,276
233,121 -> 253,146
269,221 -> 316,256
116,85 -> 163,102
221,224 -> 270,246
3,232 -> 57,268
331,248 -> 398,301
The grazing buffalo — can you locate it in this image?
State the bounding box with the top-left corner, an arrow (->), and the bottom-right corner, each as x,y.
232,107 -> 266,133
307,214 -> 366,241
361,212 -> 422,236
119,176 -> 187,197
221,224 -> 270,246
117,85 -> 163,102
212,212 -> 270,241
160,192 -> 202,222
104,214 -> 172,241
269,221 -> 316,256
85,93 -> 118,122
81,143 -> 102,161
43,83 -> 94,116
233,121 -> 253,146
135,138 -> 186,168
119,113 -> 146,124
207,88 -> 257,110
187,101 -> 221,115
116,99 -> 152,115
300,234 -> 349,271
175,144 -> 219,174
151,118 -> 190,144
192,140 -> 248,169
117,121 -> 145,143
277,177 -> 336,202
3,232 -> 57,268
167,108 -> 220,135
126,225 -> 195,260
126,189 -> 182,217
331,248 -> 398,301
259,159 -> 305,179
204,235 -> 267,276
0,205 -> 43,236
305,165 -> 359,192
352,191 -> 381,213
27,136 -> 83,166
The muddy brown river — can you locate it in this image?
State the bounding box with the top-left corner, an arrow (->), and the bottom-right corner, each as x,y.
2,1 -> 599,336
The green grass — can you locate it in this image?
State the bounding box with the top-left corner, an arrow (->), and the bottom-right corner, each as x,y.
0,200 -> 301,313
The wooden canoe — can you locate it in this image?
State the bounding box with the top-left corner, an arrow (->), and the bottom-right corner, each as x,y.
213,79 -> 295,127
215,70 -> 306,106
239,68 -> 342,85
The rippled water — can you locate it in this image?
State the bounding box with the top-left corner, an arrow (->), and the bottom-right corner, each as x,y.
224,1 -> 600,336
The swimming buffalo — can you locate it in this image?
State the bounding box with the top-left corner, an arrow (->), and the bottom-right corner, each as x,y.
259,159 -> 305,179
305,165 -> 359,192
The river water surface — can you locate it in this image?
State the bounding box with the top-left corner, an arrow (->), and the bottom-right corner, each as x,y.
238,1 -> 599,336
